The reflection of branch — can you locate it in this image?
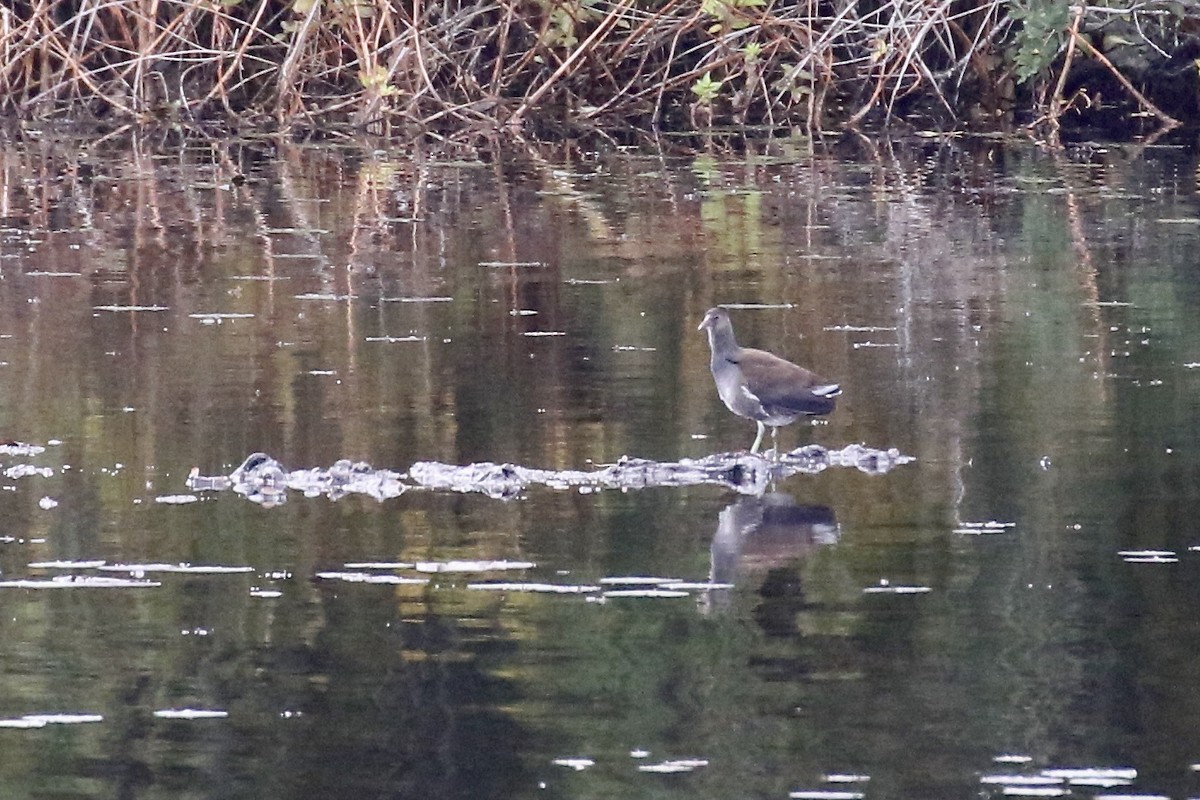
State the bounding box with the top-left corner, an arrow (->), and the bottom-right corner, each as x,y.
1070,30 -> 1180,129
1049,147 -> 1110,398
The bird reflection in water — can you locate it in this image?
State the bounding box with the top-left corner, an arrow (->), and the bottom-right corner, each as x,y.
704,493 -> 838,628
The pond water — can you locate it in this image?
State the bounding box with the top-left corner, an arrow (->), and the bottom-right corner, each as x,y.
2,130 -> 1200,799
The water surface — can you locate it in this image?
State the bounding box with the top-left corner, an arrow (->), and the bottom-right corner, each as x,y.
1,132 -> 1200,798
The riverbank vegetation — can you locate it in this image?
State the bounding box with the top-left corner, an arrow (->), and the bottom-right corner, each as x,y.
1,0 -> 1197,137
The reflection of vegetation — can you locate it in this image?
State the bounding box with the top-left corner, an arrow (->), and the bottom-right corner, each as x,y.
3,132 -> 1200,795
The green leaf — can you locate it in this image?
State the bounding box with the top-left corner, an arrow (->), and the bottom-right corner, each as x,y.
692,72 -> 723,104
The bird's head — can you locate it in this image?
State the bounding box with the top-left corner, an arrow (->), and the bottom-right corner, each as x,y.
697,306 -> 732,333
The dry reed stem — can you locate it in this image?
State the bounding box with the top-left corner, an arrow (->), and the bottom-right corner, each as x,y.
0,0 -> 1188,133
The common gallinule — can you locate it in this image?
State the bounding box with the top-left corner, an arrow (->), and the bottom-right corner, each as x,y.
698,306 -> 840,454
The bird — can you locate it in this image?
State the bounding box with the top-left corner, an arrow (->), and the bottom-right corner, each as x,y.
697,306 -> 841,455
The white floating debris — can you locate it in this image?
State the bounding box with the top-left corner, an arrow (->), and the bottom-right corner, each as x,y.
603,589 -> 690,598
98,563 -> 254,574
1066,777 -> 1133,788
722,303 -> 794,309
994,755 -> 1034,764
1083,301 -> 1134,307
1089,795 -> 1167,800
93,305 -> 169,312
188,313 -> 255,321
154,494 -> 200,504
19,713 -> 104,725
1041,768 -> 1136,781
1000,788 -> 1068,797
552,757 -> 594,771
1122,556 -> 1178,564
600,576 -> 681,585
862,583 -> 932,594
28,560 -> 107,569
630,749 -> 650,758
249,589 -> 283,598
0,576 -> 160,589
365,336 -> 426,343
612,345 -> 657,352
478,261 -> 545,268
37,496 -> 58,510
294,293 -> 356,301
315,572 -> 429,585
954,521 -> 1016,535
824,325 -> 897,332
0,442 -> 45,456
1185,363 -> 1200,369
982,775 -> 1063,785
662,581 -> 734,590
1117,550 -> 1174,558
25,271 -> 83,277
823,774 -> 871,783
0,717 -> 46,728
381,296 -> 454,303
153,709 -> 229,720
638,759 -> 708,773
467,582 -> 599,593
521,331 -> 567,337
415,560 -> 535,573
4,464 -> 54,479
788,791 -> 865,800
343,562 -> 416,570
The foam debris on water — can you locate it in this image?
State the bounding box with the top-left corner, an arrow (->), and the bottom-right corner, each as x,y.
93,305 -> 169,312
863,581 -> 932,594
0,576 -> 160,589
5,464 -> 54,479
154,494 -> 200,504
954,521 -> 1016,535
602,588 -> 690,598
0,713 -> 103,727
551,757 -> 595,771
414,560 -> 535,573
29,560 -> 107,569
788,791 -> 865,800
637,758 -> 708,773
153,709 -> 229,719
0,442 -> 46,456
315,572 -> 430,585
468,582 -> 601,593
97,563 -> 255,574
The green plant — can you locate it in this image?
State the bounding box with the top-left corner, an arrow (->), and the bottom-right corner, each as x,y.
701,0 -> 765,33
692,72 -> 723,104
1009,0 -> 1071,82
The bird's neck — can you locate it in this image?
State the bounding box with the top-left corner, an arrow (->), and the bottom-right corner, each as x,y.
706,326 -> 739,363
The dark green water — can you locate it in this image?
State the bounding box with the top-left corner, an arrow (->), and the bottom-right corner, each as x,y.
1,132 -> 1200,798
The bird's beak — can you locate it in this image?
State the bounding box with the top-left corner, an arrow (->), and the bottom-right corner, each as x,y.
697,314 -> 711,332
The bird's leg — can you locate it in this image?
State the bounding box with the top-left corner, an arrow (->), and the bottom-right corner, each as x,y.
750,421 -> 765,454
771,426 -> 779,460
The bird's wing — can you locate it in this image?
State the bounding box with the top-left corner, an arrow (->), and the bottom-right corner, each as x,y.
735,348 -> 838,414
